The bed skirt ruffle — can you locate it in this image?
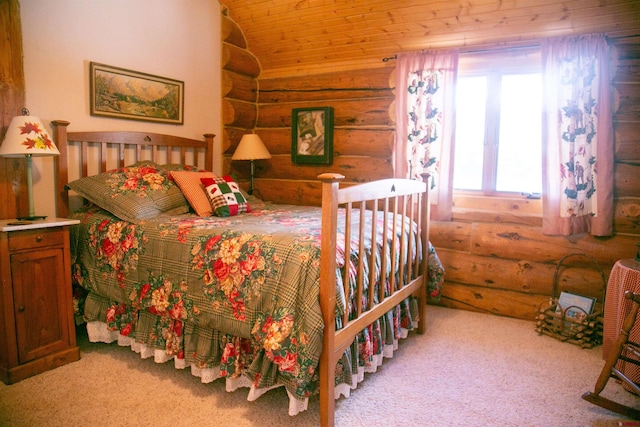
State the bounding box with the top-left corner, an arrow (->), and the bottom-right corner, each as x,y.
85,320 -> 410,416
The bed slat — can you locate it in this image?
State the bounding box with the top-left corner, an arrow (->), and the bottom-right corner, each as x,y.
356,204 -> 365,317
342,204 -> 352,327
379,198 -> 389,305
390,196 -> 399,293
368,199 -> 377,311
398,195 -> 407,290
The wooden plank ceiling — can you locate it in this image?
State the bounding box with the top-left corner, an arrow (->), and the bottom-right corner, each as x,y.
218,0 -> 639,78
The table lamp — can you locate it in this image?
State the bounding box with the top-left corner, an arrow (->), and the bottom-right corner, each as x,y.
231,134 -> 271,195
0,112 -> 59,220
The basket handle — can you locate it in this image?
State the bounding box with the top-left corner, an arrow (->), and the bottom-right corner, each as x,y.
552,252 -> 607,303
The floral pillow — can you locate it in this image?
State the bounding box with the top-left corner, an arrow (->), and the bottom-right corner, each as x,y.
66,162 -> 189,223
200,176 -> 250,217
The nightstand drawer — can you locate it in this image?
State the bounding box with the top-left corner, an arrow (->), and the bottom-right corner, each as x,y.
8,228 -> 64,251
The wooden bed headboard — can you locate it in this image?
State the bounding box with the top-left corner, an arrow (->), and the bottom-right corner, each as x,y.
51,120 -> 215,218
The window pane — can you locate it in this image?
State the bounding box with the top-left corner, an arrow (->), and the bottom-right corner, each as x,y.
496,74 -> 542,194
453,76 -> 486,190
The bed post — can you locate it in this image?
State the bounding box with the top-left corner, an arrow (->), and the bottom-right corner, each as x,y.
317,172 -> 344,427
51,120 -> 70,218
203,133 -> 215,172
418,173 -> 430,335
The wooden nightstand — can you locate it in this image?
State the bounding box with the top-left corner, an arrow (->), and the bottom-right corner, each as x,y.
0,218 -> 81,384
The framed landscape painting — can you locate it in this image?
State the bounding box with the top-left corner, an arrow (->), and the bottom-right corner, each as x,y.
292,106 -> 333,165
90,62 -> 184,124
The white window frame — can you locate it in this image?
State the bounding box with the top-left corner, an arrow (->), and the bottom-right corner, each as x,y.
453,47 -> 542,199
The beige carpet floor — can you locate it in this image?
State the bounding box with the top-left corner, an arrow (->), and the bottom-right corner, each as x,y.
1,305 -> 638,427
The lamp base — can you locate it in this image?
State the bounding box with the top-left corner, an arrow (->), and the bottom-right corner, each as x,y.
16,215 -> 47,221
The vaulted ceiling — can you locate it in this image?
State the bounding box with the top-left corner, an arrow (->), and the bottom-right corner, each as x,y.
218,0 -> 639,78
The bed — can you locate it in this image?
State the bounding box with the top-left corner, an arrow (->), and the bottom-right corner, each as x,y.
51,120 -> 444,427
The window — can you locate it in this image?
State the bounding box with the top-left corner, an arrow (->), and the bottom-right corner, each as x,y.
453,49 -> 542,196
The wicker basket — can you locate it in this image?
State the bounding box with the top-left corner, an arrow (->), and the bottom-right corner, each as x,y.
535,253 -> 606,348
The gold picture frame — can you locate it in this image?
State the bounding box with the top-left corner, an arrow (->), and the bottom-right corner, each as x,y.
90,62 -> 184,125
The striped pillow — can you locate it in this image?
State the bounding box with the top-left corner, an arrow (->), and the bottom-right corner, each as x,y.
169,170 -> 218,216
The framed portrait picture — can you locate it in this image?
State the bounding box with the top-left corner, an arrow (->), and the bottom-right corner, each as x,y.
292,106 -> 333,165
90,62 -> 184,125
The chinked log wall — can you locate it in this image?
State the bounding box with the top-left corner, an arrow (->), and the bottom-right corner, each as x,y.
222,8 -> 640,320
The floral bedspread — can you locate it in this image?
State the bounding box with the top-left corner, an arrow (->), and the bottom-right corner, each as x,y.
69,203 -> 444,400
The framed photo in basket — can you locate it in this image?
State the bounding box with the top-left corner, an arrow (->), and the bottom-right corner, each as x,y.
556,291 -> 596,321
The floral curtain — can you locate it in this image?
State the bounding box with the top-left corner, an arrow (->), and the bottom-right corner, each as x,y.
541,34 -> 614,236
395,49 -> 459,221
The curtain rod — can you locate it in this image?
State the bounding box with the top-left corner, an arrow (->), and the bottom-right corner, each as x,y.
381,42 -> 540,62
381,33 -> 634,62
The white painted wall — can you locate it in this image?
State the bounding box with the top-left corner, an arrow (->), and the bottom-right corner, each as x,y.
20,0 -> 222,218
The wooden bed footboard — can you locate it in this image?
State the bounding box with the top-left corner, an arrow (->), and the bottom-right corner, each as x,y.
318,173 -> 430,427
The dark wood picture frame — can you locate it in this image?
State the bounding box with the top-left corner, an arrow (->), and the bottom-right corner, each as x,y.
292,106 -> 333,164
90,62 -> 184,125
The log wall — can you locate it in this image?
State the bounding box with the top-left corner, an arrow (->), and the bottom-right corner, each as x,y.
221,8 -> 259,175
246,68 -> 396,205
221,8 -> 640,321
223,47 -> 397,204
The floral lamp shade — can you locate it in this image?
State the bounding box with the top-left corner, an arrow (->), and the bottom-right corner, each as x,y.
0,116 -> 59,157
0,115 -> 59,220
